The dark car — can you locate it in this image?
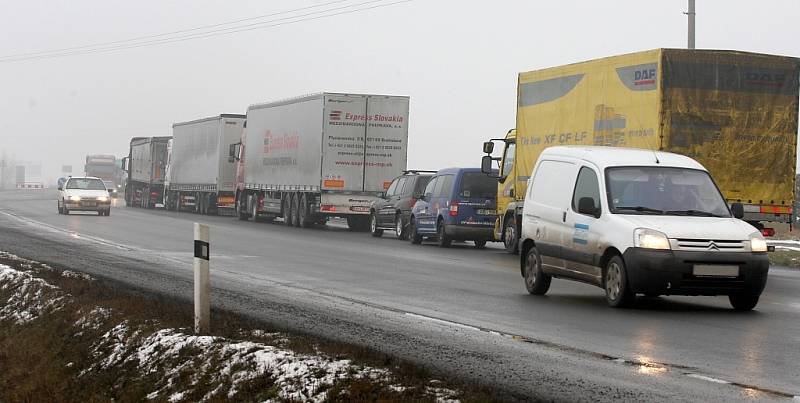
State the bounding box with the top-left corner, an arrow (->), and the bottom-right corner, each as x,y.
370,170 -> 435,239
408,168 -> 497,248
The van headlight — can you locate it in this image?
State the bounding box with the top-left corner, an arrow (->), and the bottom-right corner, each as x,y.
749,232 -> 768,253
634,228 -> 671,250
69,195 -> 81,201
97,196 -> 109,202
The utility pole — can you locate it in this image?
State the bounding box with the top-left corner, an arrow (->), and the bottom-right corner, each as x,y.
686,0 -> 696,49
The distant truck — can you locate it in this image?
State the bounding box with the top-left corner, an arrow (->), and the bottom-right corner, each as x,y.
122,136 -> 172,208
230,93 -> 410,230
482,49 -> 800,253
163,114 -> 245,214
84,154 -> 120,196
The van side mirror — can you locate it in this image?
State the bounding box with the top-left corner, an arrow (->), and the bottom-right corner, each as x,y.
481,155 -> 494,174
730,202 -> 744,219
58,186 -> 63,191
578,197 -> 601,218
483,141 -> 494,154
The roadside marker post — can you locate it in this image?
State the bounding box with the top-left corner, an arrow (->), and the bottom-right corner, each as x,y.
194,223 -> 210,334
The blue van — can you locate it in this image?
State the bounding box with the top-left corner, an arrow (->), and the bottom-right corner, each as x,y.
408,168 -> 497,248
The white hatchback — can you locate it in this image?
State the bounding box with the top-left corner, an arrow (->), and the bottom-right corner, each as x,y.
519,147 -> 769,310
57,176 -> 112,216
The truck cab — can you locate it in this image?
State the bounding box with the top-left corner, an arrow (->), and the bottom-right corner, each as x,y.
483,129 -> 524,254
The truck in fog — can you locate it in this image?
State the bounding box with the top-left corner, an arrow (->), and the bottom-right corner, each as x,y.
163,114 -> 245,215
482,49 -> 800,253
230,93 -> 410,230
122,136 -> 171,208
84,154 -> 121,196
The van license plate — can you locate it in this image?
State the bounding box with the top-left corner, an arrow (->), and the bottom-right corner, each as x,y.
477,209 -> 493,216
693,265 -> 739,277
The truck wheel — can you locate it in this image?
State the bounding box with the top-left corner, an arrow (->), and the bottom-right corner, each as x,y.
409,216 -> 423,244
604,255 -> 635,308
395,214 -> 408,240
729,294 -> 759,311
347,216 -> 368,231
437,219 -> 452,248
504,216 -> 519,254
370,213 -> 383,237
292,194 -> 302,227
250,196 -> 262,223
524,246 -> 551,295
283,195 -> 294,226
298,194 -> 313,228
236,194 -> 248,221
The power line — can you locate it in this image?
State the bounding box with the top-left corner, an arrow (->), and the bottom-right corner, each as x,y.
0,0 -> 412,63
0,0 -> 355,60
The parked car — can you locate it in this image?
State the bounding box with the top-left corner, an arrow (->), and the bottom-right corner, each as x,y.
519,146 -> 769,310
370,170 -> 435,239
408,168 -> 498,248
57,176 -> 112,216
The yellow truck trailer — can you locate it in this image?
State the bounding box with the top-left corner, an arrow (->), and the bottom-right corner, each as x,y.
482,49 -> 800,253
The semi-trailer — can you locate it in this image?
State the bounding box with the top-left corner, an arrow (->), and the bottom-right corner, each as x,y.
122,136 -> 172,208
481,49 -> 800,253
230,93 -> 410,230
163,114 -> 245,215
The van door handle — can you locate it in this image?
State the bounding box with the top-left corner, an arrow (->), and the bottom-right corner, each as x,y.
562,211 -> 567,222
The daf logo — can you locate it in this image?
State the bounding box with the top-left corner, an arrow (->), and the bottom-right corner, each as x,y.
708,241 -> 719,251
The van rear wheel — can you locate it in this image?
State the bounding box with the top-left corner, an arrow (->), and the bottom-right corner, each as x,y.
729,294 -> 759,311
524,246 -> 550,295
437,220 -> 451,248
604,256 -> 635,308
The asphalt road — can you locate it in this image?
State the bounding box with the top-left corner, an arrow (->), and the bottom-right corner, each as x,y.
1,189 -> 799,402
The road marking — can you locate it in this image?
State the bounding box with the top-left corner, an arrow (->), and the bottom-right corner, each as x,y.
686,373 -> 731,384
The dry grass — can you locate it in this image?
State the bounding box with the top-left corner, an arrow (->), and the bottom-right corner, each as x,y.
0,254 -> 511,402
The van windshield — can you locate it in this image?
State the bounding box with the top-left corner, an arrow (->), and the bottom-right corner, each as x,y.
606,167 -> 730,217
459,172 -> 496,199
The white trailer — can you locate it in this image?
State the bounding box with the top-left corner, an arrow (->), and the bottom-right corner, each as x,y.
122,136 -> 171,208
164,114 -> 245,215
232,93 -> 410,230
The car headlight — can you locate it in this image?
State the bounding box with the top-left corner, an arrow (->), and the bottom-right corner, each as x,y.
97,196 -> 108,202
634,228 -> 671,250
69,195 -> 81,201
749,232 -> 768,253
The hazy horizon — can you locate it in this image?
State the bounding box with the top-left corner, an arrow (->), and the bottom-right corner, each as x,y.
2,0 -> 799,184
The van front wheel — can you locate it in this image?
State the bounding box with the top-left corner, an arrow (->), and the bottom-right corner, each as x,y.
524,246 -> 550,295
604,256 -> 635,308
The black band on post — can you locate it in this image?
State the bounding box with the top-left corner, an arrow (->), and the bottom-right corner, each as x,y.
194,240 -> 209,260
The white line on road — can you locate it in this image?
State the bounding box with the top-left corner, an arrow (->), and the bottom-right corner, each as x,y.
686,373 -> 731,384
404,312 -> 482,332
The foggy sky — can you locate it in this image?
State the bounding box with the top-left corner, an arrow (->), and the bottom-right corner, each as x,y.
2,0 -> 799,183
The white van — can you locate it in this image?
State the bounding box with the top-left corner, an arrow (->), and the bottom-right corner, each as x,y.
519,146 -> 769,310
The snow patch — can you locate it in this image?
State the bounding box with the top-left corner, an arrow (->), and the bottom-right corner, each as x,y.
0,264 -> 69,324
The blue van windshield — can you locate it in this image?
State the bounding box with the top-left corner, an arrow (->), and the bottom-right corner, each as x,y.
459,172 -> 496,199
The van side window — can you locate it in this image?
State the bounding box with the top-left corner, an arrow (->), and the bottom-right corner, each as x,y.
436,175 -> 454,197
423,177 -> 439,198
530,160 -> 575,206
572,167 -> 601,216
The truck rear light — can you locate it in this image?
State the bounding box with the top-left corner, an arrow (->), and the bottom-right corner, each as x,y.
761,228 -> 775,237
321,204 -> 336,212
449,200 -> 459,217
759,205 -> 792,214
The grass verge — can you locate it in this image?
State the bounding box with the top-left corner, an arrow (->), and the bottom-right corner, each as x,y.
0,252 -> 508,402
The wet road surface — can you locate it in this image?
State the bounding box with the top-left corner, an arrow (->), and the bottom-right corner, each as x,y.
1,189 -> 798,401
